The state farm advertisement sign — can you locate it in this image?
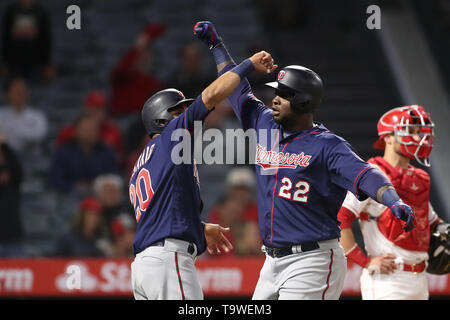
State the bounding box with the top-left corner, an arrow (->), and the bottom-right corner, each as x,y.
0,258 -> 449,297
0,259 -> 132,297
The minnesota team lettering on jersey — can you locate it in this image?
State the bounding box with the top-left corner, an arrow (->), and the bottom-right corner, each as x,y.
256,144 -> 312,170
221,63 -> 373,247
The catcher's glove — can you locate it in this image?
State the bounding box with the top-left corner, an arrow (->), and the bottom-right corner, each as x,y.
426,222 -> 450,274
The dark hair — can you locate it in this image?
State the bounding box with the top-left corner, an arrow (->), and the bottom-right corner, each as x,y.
3,76 -> 27,92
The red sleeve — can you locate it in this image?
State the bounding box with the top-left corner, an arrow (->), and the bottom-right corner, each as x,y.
337,206 -> 357,229
101,122 -> 124,156
338,207 -> 370,268
346,245 -> 370,268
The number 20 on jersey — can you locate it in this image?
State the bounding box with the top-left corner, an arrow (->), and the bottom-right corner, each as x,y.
129,168 -> 154,222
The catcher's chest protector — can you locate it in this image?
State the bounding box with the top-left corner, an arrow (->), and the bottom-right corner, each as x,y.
369,157 -> 430,252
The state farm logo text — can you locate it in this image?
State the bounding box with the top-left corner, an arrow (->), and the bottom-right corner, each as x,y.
0,268 -> 33,292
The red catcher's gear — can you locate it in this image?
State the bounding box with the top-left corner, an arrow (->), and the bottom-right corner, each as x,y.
373,105 -> 434,167
369,157 -> 430,252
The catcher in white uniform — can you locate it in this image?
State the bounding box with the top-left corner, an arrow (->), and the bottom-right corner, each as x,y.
338,105 -> 450,300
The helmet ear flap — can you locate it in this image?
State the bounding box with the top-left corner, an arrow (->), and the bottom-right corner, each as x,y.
290,94 -> 301,110
290,94 -> 311,114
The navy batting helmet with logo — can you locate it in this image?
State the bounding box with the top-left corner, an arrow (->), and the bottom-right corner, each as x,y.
265,65 -> 323,114
141,88 -> 195,136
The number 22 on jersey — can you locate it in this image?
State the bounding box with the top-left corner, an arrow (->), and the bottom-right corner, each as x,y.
129,168 -> 154,222
278,177 -> 310,203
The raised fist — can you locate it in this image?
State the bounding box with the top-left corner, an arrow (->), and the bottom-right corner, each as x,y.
193,21 -> 222,49
249,51 -> 278,74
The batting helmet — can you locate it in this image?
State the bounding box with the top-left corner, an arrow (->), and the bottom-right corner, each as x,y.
141,88 -> 195,136
374,105 -> 434,166
264,65 -> 323,114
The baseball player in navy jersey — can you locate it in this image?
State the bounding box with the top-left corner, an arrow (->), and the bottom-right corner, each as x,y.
194,21 -> 417,300
129,50 -> 277,300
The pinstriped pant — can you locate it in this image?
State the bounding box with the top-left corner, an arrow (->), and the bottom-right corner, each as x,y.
252,240 -> 347,300
131,239 -> 203,300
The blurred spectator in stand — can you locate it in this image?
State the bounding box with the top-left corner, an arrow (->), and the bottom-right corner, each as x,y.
124,134 -> 151,181
167,42 -> 214,98
207,167 -> 258,258
1,0 -> 55,82
0,76 -> 48,158
207,197 -> 243,258
110,23 -> 165,117
234,220 -> 263,256
55,90 -> 125,163
0,135 -> 25,257
109,213 -> 136,258
198,100 -> 243,216
202,99 -> 235,130
224,166 -> 258,222
53,196 -> 112,257
49,113 -> 119,194
93,173 -> 134,230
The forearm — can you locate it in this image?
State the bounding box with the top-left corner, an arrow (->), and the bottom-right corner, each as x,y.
193,21 -> 235,73
341,228 -> 370,268
357,167 -> 399,207
211,42 -> 235,73
340,228 -> 357,253
358,167 -> 415,232
202,59 -> 254,109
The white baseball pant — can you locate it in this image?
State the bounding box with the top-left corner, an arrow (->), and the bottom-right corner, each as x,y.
360,267 -> 429,300
131,238 -> 203,300
252,239 -> 347,300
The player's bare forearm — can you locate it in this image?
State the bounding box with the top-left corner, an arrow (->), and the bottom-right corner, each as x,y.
202,51 -> 277,110
339,228 -> 357,254
202,71 -> 241,109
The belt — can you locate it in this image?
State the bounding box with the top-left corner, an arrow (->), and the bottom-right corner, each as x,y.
264,241 -> 320,258
403,261 -> 426,274
151,239 -> 196,255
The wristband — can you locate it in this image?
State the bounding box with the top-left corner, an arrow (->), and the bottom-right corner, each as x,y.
357,167 -> 393,201
345,244 -> 370,268
212,42 -> 233,65
230,59 -> 254,79
380,187 -> 401,208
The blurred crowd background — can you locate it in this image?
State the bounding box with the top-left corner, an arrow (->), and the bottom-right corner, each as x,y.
0,0 -> 449,261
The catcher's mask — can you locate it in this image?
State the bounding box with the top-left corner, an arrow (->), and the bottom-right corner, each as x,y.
374,105 -> 434,167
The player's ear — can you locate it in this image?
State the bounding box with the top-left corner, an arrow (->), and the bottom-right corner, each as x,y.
384,134 -> 394,146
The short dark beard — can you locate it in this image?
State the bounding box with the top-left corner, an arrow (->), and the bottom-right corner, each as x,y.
274,112 -> 314,132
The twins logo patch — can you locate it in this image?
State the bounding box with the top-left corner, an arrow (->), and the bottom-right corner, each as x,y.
177,91 -> 185,99
277,71 -> 286,80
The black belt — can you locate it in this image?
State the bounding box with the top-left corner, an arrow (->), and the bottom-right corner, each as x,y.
151,239 -> 196,255
265,241 -> 320,258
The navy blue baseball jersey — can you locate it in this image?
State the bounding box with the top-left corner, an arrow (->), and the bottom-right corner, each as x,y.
224,65 -> 373,247
129,96 -> 210,256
